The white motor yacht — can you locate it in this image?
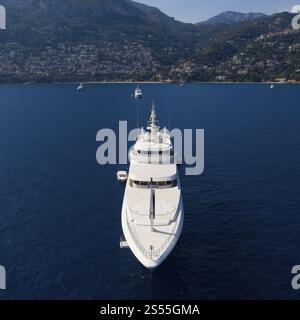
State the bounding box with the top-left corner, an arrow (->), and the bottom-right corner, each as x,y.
134,85 -> 143,98
121,104 -> 184,269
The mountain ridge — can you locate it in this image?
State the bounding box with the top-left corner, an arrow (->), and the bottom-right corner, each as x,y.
0,1 -> 299,83
199,10 -> 268,25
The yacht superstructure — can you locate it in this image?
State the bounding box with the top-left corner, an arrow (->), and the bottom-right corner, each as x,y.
121,104 -> 184,269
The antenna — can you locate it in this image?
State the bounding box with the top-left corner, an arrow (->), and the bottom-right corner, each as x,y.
147,102 -> 160,143
168,104 -> 172,130
136,100 -> 140,130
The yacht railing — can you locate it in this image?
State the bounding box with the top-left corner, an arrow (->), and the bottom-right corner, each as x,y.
130,152 -> 175,165
126,211 -> 174,260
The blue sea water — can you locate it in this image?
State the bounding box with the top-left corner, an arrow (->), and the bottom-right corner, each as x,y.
0,83 -> 300,300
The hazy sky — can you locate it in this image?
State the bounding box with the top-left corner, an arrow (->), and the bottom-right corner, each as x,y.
136,0 -> 296,23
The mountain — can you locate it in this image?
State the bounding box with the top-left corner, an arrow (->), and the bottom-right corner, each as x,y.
1,0 -> 194,31
127,0 -> 183,27
0,0 -> 200,81
200,11 -> 268,25
0,1 -> 299,83
186,12 -> 300,82
2,0 -> 141,16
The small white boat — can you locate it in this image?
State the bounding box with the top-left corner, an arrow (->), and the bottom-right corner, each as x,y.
77,83 -> 85,91
120,235 -> 129,248
117,171 -> 128,182
134,85 -> 142,98
270,84 -> 274,89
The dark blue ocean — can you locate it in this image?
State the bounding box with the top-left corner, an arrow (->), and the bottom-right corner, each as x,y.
0,83 -> 300,300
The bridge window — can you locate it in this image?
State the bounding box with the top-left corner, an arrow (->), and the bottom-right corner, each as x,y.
129,179 -> 177,189
138,150 -> 174,156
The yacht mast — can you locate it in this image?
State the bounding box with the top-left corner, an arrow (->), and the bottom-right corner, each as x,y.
147,103 -> 159,142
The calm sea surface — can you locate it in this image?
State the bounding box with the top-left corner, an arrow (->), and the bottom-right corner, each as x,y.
0,83 -> 300,299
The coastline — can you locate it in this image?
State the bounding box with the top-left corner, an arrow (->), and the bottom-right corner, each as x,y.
53,80 -> 300,85
0,80 -> 299,85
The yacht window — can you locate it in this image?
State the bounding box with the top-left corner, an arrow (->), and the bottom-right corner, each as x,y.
129,179 -> 177,189
139,150 -> 173,156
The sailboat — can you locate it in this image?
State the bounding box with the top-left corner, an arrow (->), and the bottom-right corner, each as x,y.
77,83 -> 85,91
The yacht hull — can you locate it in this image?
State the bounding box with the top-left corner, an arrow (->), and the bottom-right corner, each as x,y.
121,199 -> 184,269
